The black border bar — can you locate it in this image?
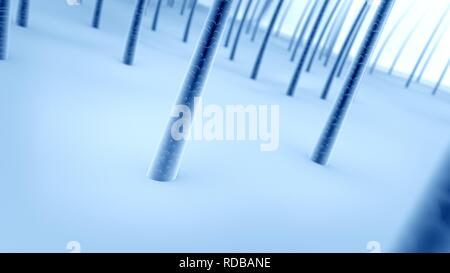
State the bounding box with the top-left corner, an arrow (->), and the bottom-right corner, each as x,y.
0,253 -> 448,272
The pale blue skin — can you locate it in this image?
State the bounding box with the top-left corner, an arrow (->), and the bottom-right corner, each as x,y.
123,0 -> 147,65
1,0 -> 449,252
312,0 -> 396,166
0,0 -> 10,60
148,0 -> 233,182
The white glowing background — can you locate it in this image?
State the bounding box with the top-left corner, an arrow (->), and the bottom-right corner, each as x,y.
199,0 -> 450,87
